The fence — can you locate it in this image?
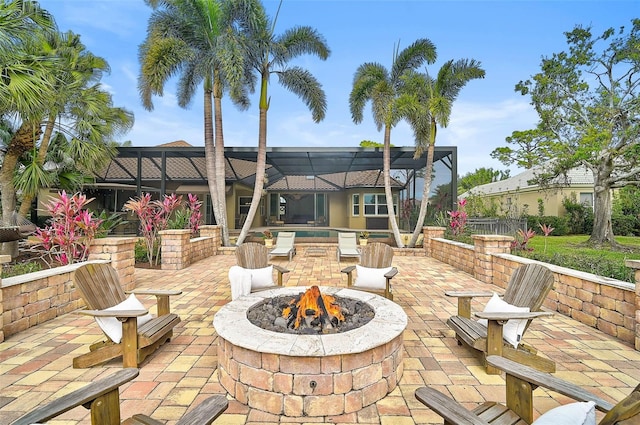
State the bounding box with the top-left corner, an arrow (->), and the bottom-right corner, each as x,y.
466,217 -> 527,235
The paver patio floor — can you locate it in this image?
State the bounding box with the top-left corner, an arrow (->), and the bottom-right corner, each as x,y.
1,246 -> 639,424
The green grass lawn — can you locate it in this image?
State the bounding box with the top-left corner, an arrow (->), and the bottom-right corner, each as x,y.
517,235 -> 640,282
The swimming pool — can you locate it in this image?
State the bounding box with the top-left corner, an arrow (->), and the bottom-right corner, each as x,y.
264,229 -> 389,239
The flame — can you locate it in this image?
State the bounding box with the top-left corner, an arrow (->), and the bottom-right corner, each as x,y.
283,286 -> 344,329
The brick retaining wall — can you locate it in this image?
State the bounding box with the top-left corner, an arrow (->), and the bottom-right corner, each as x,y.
422,226 -> 640,349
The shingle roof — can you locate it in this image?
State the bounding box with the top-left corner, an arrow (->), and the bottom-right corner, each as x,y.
462,164 -> 593,197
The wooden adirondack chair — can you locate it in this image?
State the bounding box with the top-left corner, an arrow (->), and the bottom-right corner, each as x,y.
72,263 -> 182,368
446,263 -> 555,374
235,242 -> 290,288
12,368 -> 229,425
415,355 -> 640,425
341,242 -> 398,300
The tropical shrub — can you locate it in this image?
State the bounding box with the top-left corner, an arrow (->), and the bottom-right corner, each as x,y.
448,199 -> 468,236
35,191 -> 103,265
124,192 -> 203,265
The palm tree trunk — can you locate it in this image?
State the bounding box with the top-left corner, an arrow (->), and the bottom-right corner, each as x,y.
18,116 -> 56,217
213,75 -> 229,246
410,121 -> 438,247
204,85 -> 223,242
237,73 -> 269,245
1,123 -> 40,221
384,125 -> 403,247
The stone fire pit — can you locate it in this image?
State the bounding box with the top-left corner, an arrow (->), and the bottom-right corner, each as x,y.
213,286 -> 407,417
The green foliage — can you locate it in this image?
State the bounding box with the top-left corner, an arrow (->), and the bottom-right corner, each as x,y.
134,238 -> 160,263
167,209 -> 190,230
95,210 -> 127,238
612,186 -> 640,236
458,167 -> 510,195
490,129 -> 555,169
521,251 -> 635,283
537,198 -> 544,217
359,140 -> 387,148
1,261 -> 42,278
562,196 -> 593,235
526,215 -> 569,236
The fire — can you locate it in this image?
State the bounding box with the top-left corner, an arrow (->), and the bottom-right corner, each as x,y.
282,286 -> 345,330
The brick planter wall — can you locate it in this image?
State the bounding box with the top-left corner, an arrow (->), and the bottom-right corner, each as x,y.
160,225 -> 221,270
422,231 -> 639,349
0,237 -> 136,342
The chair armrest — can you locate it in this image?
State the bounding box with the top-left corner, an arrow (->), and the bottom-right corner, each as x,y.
273,265 -> 290,274
12,368 -> 140,425
175,395 -> 229,425
486,356 -> 614,413
475,311 -> 553,321
341,266 -> 356,274
77,309 -> 148,318
128,290 -> 182,296
446,291 -> 494,319
128,290 -> 181,316
384,267 -> 398,279
415,386 -> 491,425
445,291 -> 494,298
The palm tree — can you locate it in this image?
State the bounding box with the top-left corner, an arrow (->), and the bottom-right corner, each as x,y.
234,0 -> 330,245
402,59 -> 485,247
350,39 -> 437,247
15,31 -> 133,216
139,0 -> 254,246
0,0 -> 56,120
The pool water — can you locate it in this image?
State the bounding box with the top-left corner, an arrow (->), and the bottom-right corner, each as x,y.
266,229 -> 389,239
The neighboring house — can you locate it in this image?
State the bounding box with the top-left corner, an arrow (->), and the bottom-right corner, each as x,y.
36,143 -> 458,232
460,164 -> 594,217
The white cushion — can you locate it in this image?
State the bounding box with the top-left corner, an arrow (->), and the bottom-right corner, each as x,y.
250,265 -> 274,289
354,265 -> 393,290
532,401 -> 596,425
95,294 -> 153,344
478,293 -> 530,348
229,265 -> 252,300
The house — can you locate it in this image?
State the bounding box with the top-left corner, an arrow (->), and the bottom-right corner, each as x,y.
39,144 -> 458,232
460,164 -> 594,217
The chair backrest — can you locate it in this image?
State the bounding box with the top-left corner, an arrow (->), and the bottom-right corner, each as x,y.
275,232 -> 296,248
236,242 -> 269,269
360,242 -> 393,268
503,263 -> 554,312
73,263 -> 127,310
599,383 -> 640,425
338,232 -> 357,250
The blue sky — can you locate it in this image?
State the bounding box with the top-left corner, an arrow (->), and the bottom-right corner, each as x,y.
39,0 -> 637,176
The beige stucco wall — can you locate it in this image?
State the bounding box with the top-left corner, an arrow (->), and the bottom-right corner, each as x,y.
472,185 -> 593,217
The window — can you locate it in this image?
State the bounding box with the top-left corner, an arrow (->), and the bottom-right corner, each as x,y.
363,193 -> 397,216
580,192 -> 593,209
352,194 -> 360,216
238,196 -> 252,215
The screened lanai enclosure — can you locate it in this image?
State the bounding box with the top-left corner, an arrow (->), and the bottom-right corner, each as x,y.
61,145 -> 457,233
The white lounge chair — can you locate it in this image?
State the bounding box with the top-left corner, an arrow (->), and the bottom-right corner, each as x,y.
337,232 -> 360,261
269,231 -> 296,260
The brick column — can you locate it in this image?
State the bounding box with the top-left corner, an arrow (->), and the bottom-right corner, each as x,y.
472,235 -> 513,284
159,229 -> 191,271
0,254 -> 11,342
200,225 -> 222,250
625,259 -> 640,350
423,226 -> 446,257
88,237 -> 136,291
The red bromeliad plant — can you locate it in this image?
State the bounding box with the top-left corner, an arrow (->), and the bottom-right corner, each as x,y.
35,191 -> 103,265
186,193 -> 203,236
448,199 -> 468,236
124,193 -> 202,265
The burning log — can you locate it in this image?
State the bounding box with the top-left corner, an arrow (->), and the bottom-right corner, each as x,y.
282,286 -> 345,332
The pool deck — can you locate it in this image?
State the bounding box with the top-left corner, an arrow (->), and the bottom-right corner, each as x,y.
1,249 -> 639,424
